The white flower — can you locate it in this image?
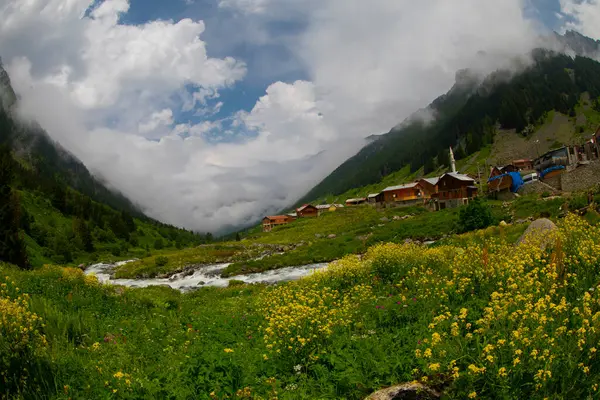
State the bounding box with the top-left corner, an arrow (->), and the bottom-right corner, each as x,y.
293,364 -> 302,372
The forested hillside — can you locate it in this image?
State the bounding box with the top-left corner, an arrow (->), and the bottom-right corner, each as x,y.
300,46 -> 600,204
0,64 -> 206,268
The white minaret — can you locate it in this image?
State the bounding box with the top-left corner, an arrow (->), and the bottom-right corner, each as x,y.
449,146 -> 457,173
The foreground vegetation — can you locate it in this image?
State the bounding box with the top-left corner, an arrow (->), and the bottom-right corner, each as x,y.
3,211 -> 600,399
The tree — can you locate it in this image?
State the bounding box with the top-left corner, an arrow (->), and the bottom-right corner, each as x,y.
73,217 -> 94,252
50,182 -> 67,212
154,238 -> 164,250
235,233 -> 241,242
205,232 -> 213,243
0,146 -> 29,269
458,198 -> 494,233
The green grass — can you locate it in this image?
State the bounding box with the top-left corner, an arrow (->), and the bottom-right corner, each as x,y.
4,212 -> 600,399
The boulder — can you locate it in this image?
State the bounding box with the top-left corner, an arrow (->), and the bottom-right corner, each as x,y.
499,220 -> 508,227
365,382 -> 441,400
380,217 -> 390,223
517,218 -> 558,249
327,234 -> 337,239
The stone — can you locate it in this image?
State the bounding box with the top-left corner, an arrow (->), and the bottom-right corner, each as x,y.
517,218 -> 558,249
499,220 -> 508,227
365,382 -> 441,400
197,281 -> 206,286
315,234 -> 323,239
393,215 -> 401,221
327,234 -> 337,239
380,217 -> 390,222
404,239 -> 413,245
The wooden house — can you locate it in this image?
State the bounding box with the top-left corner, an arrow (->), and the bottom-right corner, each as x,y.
296,204 -> 319,218
381,183 -> 425,205
432,173 -> 478,211
417,177 -> 439,198
367,193 -> 384,205
345,198 -> 367,206
512,159 -> 534,171
262,215 -> 295,232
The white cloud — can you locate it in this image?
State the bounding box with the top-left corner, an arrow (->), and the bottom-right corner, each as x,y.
560,0 -> 600,38
4,0 -> 545,233
139,109 -> 174,134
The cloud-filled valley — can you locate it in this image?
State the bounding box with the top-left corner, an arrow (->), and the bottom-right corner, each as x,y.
1,0 -> 598,233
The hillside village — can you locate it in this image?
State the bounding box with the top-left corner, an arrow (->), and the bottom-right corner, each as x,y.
263,125 -> 600,233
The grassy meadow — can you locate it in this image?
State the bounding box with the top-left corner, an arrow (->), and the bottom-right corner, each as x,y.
4,209 -> 600,399
114,193 -> 583,280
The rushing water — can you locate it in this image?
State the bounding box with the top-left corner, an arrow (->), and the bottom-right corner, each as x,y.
84,260 -> 329,292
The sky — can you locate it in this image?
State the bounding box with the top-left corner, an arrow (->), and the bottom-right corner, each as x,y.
0,0 -> 599,233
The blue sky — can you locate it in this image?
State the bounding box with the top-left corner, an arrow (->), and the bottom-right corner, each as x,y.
117,0 -> 567,133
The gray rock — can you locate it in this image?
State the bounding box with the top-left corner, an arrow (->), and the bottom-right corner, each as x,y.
315,234 -> 323,239
393,215 -> 401,221
365,382 -> 441,400
517,218 -> 558,249
380,217 -> 390,223
327,234 -> 337,239
197,281 -> 206,286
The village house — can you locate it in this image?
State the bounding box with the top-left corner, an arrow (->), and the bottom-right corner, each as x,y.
512,159 -> 534,171
432,172 -> 478,210
417,177 -> 439,198
345,198 -> 367,206
262,215 -> 295,232
367,193 -> 385,205
296,204 -> 319,218
381,182 -> 425,205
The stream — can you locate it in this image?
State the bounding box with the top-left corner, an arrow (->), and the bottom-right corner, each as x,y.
84,260 -> 329,292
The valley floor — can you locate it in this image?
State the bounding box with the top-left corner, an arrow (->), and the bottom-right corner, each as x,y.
3,203 -> 600,399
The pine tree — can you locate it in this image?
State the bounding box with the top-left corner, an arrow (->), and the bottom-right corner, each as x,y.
74,217 -> 94,252
235,232 -> 241,242
0,146 -> 29,269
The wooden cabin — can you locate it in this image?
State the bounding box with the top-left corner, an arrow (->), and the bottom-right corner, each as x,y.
296,204 -> 319,218
432,173 -> 478,211
417,177 -> 439,198
512,159 -> 534,171
345,198 -> 367,206
381,183 -> 425,205
367,193 -> 384,205
262,215 -> 295,232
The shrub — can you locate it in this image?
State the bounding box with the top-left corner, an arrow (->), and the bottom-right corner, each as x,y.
228,279 -> 245,287
457,198 -> 494,233
155,256 -> 168,267
541,191 -> 551,198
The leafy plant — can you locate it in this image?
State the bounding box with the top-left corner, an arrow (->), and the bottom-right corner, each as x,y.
155,256 -> 168,267
457,197 -> 494,233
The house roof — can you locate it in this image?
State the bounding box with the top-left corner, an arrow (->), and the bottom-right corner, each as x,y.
346,198 -> 366,202
382,182 -> 419,192
367,193 -> 380,198
443,172 -> 475,182
333,204 -> 344,208
420,177 -> 440,186
315,204 -> 331,210
297,204 -> 316,212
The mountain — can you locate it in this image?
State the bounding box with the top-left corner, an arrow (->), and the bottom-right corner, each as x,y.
0,61 -> 207,267
299,32 -> 600,204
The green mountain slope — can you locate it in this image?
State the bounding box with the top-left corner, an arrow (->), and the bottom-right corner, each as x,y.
0,62 -> 207,268
300,39 -> 600,204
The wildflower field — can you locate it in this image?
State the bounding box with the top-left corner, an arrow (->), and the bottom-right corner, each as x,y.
3,213 -> 600,399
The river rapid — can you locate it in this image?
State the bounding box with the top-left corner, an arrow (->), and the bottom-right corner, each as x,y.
84,261 -> 329,292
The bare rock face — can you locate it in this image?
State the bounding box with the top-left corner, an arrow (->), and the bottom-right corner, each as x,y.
365,383 -> 441,400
